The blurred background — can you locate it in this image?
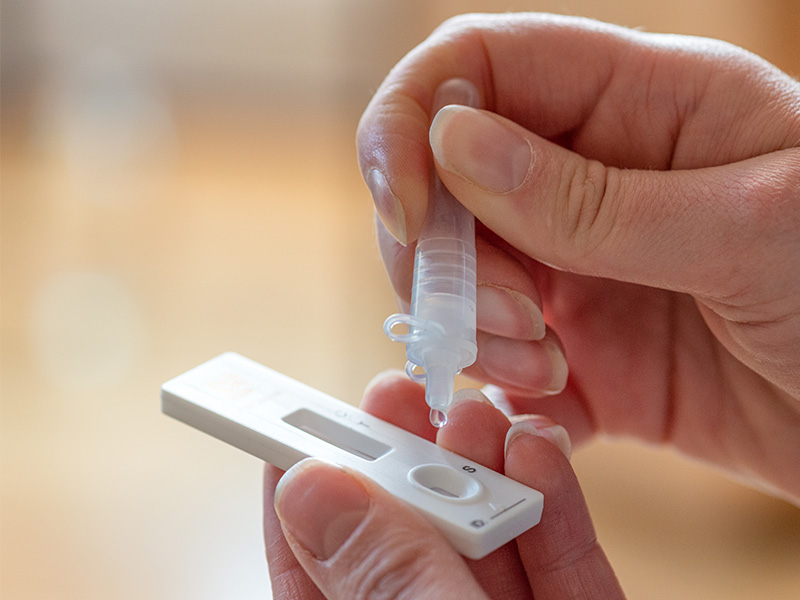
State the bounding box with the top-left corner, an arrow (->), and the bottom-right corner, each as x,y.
2,1 -> 799,598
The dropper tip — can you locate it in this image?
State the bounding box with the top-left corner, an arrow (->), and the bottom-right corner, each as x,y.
429,408 -> 448,428
422,355 -> 458,428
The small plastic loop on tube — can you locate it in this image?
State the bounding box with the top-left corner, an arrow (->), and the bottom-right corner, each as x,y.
383,313 -> 445,343
383,313 -> 423,343
405,361 -> 427,383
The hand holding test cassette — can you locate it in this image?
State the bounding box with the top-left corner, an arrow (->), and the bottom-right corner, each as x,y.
162,352 -> 544,560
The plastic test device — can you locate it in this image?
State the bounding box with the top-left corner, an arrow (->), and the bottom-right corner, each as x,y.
161,352 -> 543,560
384,78 -> 481,429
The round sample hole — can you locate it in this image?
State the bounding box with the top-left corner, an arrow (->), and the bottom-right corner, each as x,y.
408,464 -> 483,502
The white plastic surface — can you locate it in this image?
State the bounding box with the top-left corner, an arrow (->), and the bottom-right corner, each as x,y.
161,352 -> 543,560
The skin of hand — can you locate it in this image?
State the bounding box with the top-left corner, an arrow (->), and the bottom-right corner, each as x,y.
264,373 -> 625,600
357,13 -> 800,504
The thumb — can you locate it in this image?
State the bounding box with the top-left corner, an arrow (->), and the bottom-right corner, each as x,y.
273,458 -> 488,600
429,105 -> 800,299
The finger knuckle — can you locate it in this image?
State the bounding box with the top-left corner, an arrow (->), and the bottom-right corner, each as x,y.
535,533 -> 605,578
343,531 -> 434,600
556,158 -> 618,256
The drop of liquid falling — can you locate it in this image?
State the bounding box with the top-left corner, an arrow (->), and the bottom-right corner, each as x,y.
429,408 -> 448,428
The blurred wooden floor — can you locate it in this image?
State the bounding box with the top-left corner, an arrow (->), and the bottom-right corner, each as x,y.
2,94 -> 799,600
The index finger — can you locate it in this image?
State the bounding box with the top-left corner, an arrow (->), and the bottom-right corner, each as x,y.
356,13 -> 625,243
505,426 -> 625,599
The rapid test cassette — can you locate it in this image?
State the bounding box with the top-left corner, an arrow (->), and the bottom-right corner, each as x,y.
161,352 -> 543,559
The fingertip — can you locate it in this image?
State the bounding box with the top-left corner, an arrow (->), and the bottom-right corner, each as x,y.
358,97 -> 432,246
437,388 -> 511,471
264,463 -> 284,500
503,419 -> 578,499
375,215 -> 415,303
476,283 -> 546,341
502,420 -> 625,596
263,464 -> 325,599
504,418 -> 572,460
430,106 -> 534,195
476,332 -> 569,396
362,368 -> 409,399
503,421 -> 541,457
487,381 -> 596,448
367,168 -> 408,245
432,78 -> 482,112
506,426 -> 624,598
274,459 -> 371,561
450,387 -> 495,407
272,460 -> 483,599
360,371 -> 436,441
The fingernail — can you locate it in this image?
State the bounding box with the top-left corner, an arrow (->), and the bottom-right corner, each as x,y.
505,419 -> 572,460
476,284 -> 546,340
448,388 -> 495,414
514,415 -> 573,459
432,78 -> 481,111
542,338 -> 569,395
504,421 -> 541,456
479,336 -> 568,395
430,106 -> 533,194
274,459 -> 370,561
539,423 -> 572,459
367,168 -> 407,245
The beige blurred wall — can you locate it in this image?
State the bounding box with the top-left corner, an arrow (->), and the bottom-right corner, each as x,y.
4,0 -> 798,109
2,2 -> 799,600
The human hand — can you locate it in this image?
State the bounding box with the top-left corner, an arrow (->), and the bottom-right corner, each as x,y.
264,373 -> 624,599
357,13 -> 800,503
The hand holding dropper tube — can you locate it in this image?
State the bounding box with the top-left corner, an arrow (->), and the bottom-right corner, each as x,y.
384,79 -> 481,428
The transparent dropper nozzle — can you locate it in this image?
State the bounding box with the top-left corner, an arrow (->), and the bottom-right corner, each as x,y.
424,360 -> 457,428
383,78 -> 481,428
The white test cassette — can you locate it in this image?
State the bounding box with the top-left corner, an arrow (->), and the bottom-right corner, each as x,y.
161,352 -> 543,559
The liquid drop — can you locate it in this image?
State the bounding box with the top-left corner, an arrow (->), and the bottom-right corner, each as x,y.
429,408 -> 448,428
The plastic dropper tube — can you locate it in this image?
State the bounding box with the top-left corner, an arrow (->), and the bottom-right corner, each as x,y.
384,78 -> 481,428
